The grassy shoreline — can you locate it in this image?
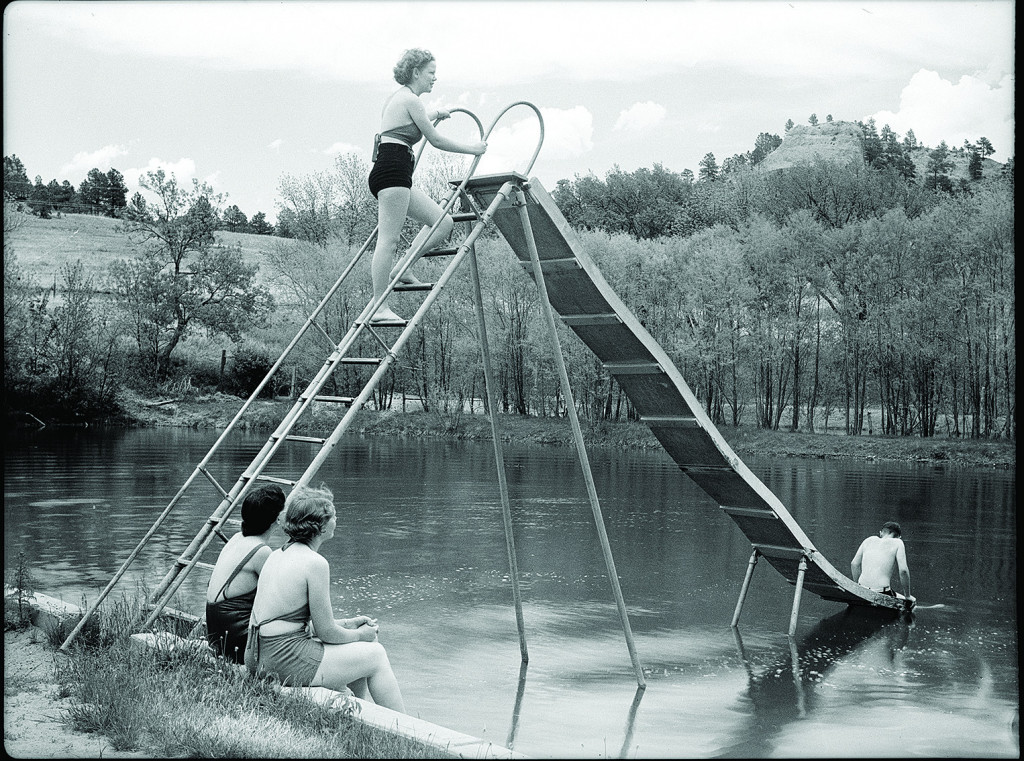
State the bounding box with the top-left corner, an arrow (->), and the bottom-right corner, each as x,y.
113,392 -> 1015,469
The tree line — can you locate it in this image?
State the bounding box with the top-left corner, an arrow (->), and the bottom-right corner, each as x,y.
3,120 -> 1015,439
3,155 -> 275,235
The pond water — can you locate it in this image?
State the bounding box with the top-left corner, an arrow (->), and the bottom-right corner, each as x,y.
4,426 -> 1018,758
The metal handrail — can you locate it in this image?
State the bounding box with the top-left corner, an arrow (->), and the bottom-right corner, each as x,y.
482,101 -> 545,177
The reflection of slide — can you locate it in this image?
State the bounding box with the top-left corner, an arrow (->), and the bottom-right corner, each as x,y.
463,173 -> 904,613
723,607 -> 912,757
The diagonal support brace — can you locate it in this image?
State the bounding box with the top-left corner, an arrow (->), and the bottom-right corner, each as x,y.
513,186 -> 646,688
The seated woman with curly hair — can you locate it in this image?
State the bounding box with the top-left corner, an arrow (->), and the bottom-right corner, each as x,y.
244,485 -> 405,712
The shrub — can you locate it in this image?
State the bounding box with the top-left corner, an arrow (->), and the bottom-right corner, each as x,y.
224,345 -> 275,398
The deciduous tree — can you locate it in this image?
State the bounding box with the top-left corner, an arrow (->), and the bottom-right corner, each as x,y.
114,169 -> 274,382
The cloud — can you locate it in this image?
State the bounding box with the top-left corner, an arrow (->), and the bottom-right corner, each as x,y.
871,69 -> 1015,160
121,157 -> 200,203
58,144 -> 129,178
474,106 -> 593,176
267,139 -> 284,151
21,2 -> 1010,88
323,141 -> 361,156
614,102 -> 667,133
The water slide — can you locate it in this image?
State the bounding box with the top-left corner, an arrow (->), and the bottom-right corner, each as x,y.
461,172 -> 909,619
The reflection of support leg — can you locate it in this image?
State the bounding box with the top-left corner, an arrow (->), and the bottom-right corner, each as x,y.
731,627 -> 754,680
618,684 -> 646,759
506,660 -> 529,750
788,556 -> 808,637
514,187 -> 646,688
731,549 -> 760,628
788,635 -> 807,717
469,241 -> 528,664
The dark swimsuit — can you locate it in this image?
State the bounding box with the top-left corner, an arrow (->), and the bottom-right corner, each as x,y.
205,543 -> 266,664
368,122 -> 423,199
243,544 -> 325,686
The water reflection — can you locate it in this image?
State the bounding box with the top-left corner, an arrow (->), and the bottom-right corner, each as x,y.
724,608 -> 912,757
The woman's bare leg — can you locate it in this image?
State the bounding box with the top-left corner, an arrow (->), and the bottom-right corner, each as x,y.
312,641 -> 405,712
371,187 -> 411,320
389,187 -> 453,283
347,677 -> 370,700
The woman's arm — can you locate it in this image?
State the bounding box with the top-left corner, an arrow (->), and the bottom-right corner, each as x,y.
407,97 -> 486,155
306,556 -> 377,645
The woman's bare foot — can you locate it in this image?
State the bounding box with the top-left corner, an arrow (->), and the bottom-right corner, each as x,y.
390,262 -> 423,285
369,306 -> 406,325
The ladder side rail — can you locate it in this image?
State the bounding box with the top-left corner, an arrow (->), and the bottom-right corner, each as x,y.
144,334 -> 389,617
102,217 -> 388,635
295,182 -> 520,489
146,340 -> 361,602
58,466 -> 208,651
140,129 -> 495,619
182,220 -> 382,475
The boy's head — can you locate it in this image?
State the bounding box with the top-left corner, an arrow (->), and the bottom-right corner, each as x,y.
880,521 -> 902,538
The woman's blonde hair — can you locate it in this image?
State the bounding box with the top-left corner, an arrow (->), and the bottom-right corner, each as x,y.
281,485 -> 336,544
393,48 -> 434,85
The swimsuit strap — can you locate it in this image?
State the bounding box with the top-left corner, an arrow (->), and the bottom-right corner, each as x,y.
380,122 -> 422,146
253,603 -> 310,627
214,543 -> 267,602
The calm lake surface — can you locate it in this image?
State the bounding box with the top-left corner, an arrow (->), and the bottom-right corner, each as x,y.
4,426 -> 1018,758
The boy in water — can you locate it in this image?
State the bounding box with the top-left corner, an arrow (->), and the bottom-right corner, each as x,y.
851,521 -> 916,608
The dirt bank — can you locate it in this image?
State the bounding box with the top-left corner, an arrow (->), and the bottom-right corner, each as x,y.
113,391 -> 1015,469
4,627 -> 147,759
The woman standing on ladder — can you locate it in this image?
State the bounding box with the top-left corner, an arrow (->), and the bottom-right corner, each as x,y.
367,48 -> 487,325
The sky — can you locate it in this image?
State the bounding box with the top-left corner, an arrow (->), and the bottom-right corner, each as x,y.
3,0 -> 1015,223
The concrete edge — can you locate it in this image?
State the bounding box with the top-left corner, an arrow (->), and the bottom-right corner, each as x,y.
4,586 -> 527,760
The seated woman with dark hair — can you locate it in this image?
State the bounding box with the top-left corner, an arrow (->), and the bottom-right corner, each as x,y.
244,484 -> 405,712
205,484 -> 286,663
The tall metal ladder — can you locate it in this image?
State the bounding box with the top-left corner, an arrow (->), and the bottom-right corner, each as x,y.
60,102 -> 645,688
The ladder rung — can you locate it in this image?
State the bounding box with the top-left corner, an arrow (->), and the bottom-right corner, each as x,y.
340,357 -> 383,365
393,282 -> 435,292
207,515 -> 241,528
148,603 -> 201,624
365,320 -> 407,328
255,475 -> 297,486
421,246 -> 459,258
603,360 -> 662,375
451,212 -> 477,223
752,543 -> 808,560
312,395 -> 354,404
198,466 -> 229,499
175,555 -> 216,571
721,506 -> 779,519
641,415 -> 700,427
285,434 -> 327,444
561,313 -> 621,326
519,257 -> 580,272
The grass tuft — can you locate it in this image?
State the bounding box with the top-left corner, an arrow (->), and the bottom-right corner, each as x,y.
48,586 -> 454,758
